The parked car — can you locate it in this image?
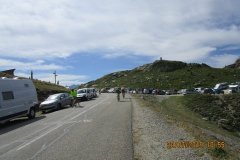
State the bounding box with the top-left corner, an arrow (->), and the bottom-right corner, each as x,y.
165,89 -> 177,95
223,89 -> 236,94
194,87 -> 204,93
158,90 -> 166,95
100,88 -> 108,93
89,88 -> 97,98
143,88 -> 149,94
39,93 -> 72,113
180,89 -> 198,95
214,82 -> 228,94
223,84 -> 240,94
0,78 -> 39,123
165,90 -> 171,95
77,88 -> 91,100
203,88 -> 215,94
227,84 -> 240,93
152,90 -> 157,94
108,88 -> 115,93
177,89 -> 184,94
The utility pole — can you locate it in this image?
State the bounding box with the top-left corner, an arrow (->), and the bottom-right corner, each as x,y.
30,70 -> 33,80
53,71 -> 58,84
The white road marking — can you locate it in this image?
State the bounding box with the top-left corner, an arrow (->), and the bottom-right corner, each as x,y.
0,124 -> 54,150
16,99 -> 106,151
70,99 -> 105,120
16,124 -> 62,151
29,123 -> 75,160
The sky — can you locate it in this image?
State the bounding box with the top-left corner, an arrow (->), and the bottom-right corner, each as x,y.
0,0 -> 240,86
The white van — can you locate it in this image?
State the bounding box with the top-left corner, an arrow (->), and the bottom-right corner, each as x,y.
0,78 -> 39,123
89,88 -> 97,98
77,88 -> 91,100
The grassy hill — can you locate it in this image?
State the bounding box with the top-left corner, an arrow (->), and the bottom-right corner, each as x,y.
33,80 -> 69,101
83,59 -> 240,89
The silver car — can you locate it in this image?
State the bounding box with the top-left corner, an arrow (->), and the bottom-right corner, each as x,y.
39,93 -> 73,113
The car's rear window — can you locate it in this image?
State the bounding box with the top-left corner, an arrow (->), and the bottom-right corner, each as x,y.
47,95 -> 59,100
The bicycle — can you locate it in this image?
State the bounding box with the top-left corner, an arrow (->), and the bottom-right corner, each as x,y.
71,97 -> 81,107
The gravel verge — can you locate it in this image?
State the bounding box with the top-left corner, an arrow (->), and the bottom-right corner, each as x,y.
131,97 -> 212,160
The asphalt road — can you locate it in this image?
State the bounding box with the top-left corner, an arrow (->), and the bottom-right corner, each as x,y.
0,93 -> 133,160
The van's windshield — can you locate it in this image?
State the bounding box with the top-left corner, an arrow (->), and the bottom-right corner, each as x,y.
78,90 -> 86,94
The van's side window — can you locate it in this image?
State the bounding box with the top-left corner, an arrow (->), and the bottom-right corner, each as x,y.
2,91 -> 14,100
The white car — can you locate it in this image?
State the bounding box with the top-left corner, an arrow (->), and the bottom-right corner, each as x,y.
108,88 -> 115,93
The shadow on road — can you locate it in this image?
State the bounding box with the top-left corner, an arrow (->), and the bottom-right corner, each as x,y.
41,106 -> 73,114
0,116 -> 46,135
119,99 -> 131,102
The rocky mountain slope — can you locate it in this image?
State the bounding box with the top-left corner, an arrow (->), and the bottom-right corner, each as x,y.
226,58 -> 240,69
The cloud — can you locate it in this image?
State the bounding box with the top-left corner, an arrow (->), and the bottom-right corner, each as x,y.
16,72 -> 88,86
0,0 -> 239,63
204,54 -> 239,68
0,58 -> 66,71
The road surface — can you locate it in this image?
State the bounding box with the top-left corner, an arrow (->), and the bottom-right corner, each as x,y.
0,93 -> 133,160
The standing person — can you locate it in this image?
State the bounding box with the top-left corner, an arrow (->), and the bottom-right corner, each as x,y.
121,87 -> 126,98
116,87 -> 121,102
70,89 -> 77,107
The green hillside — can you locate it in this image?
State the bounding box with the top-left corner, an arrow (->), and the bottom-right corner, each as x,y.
33,80 -> 69,101
84,59 -> 240,89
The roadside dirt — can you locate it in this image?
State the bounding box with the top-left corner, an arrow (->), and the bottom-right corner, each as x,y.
131,96 -> 212,160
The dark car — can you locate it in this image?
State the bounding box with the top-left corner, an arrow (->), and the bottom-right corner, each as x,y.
203,88 -> 215,94
39,93 -> 73,113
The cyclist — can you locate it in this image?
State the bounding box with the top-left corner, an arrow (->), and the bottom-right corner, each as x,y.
116,87 -> 121,102
70,89 -> 77,107
121,87 -> 125,98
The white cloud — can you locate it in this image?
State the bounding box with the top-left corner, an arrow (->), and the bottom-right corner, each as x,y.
0,58 -> 66,70
0,0 -> 239,63
204,54 -> 239,68
16,72 -> 88,86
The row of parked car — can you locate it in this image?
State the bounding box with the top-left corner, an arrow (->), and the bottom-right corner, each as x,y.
39,88 -> 98,113
128,82 -> 240,95
76,88 -> 97,100
0,77 -> 98,124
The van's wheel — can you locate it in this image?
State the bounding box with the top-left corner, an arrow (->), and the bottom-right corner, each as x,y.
28,108 -> 36,119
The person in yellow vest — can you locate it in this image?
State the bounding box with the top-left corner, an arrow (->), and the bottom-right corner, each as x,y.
70,89 -> 77,107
